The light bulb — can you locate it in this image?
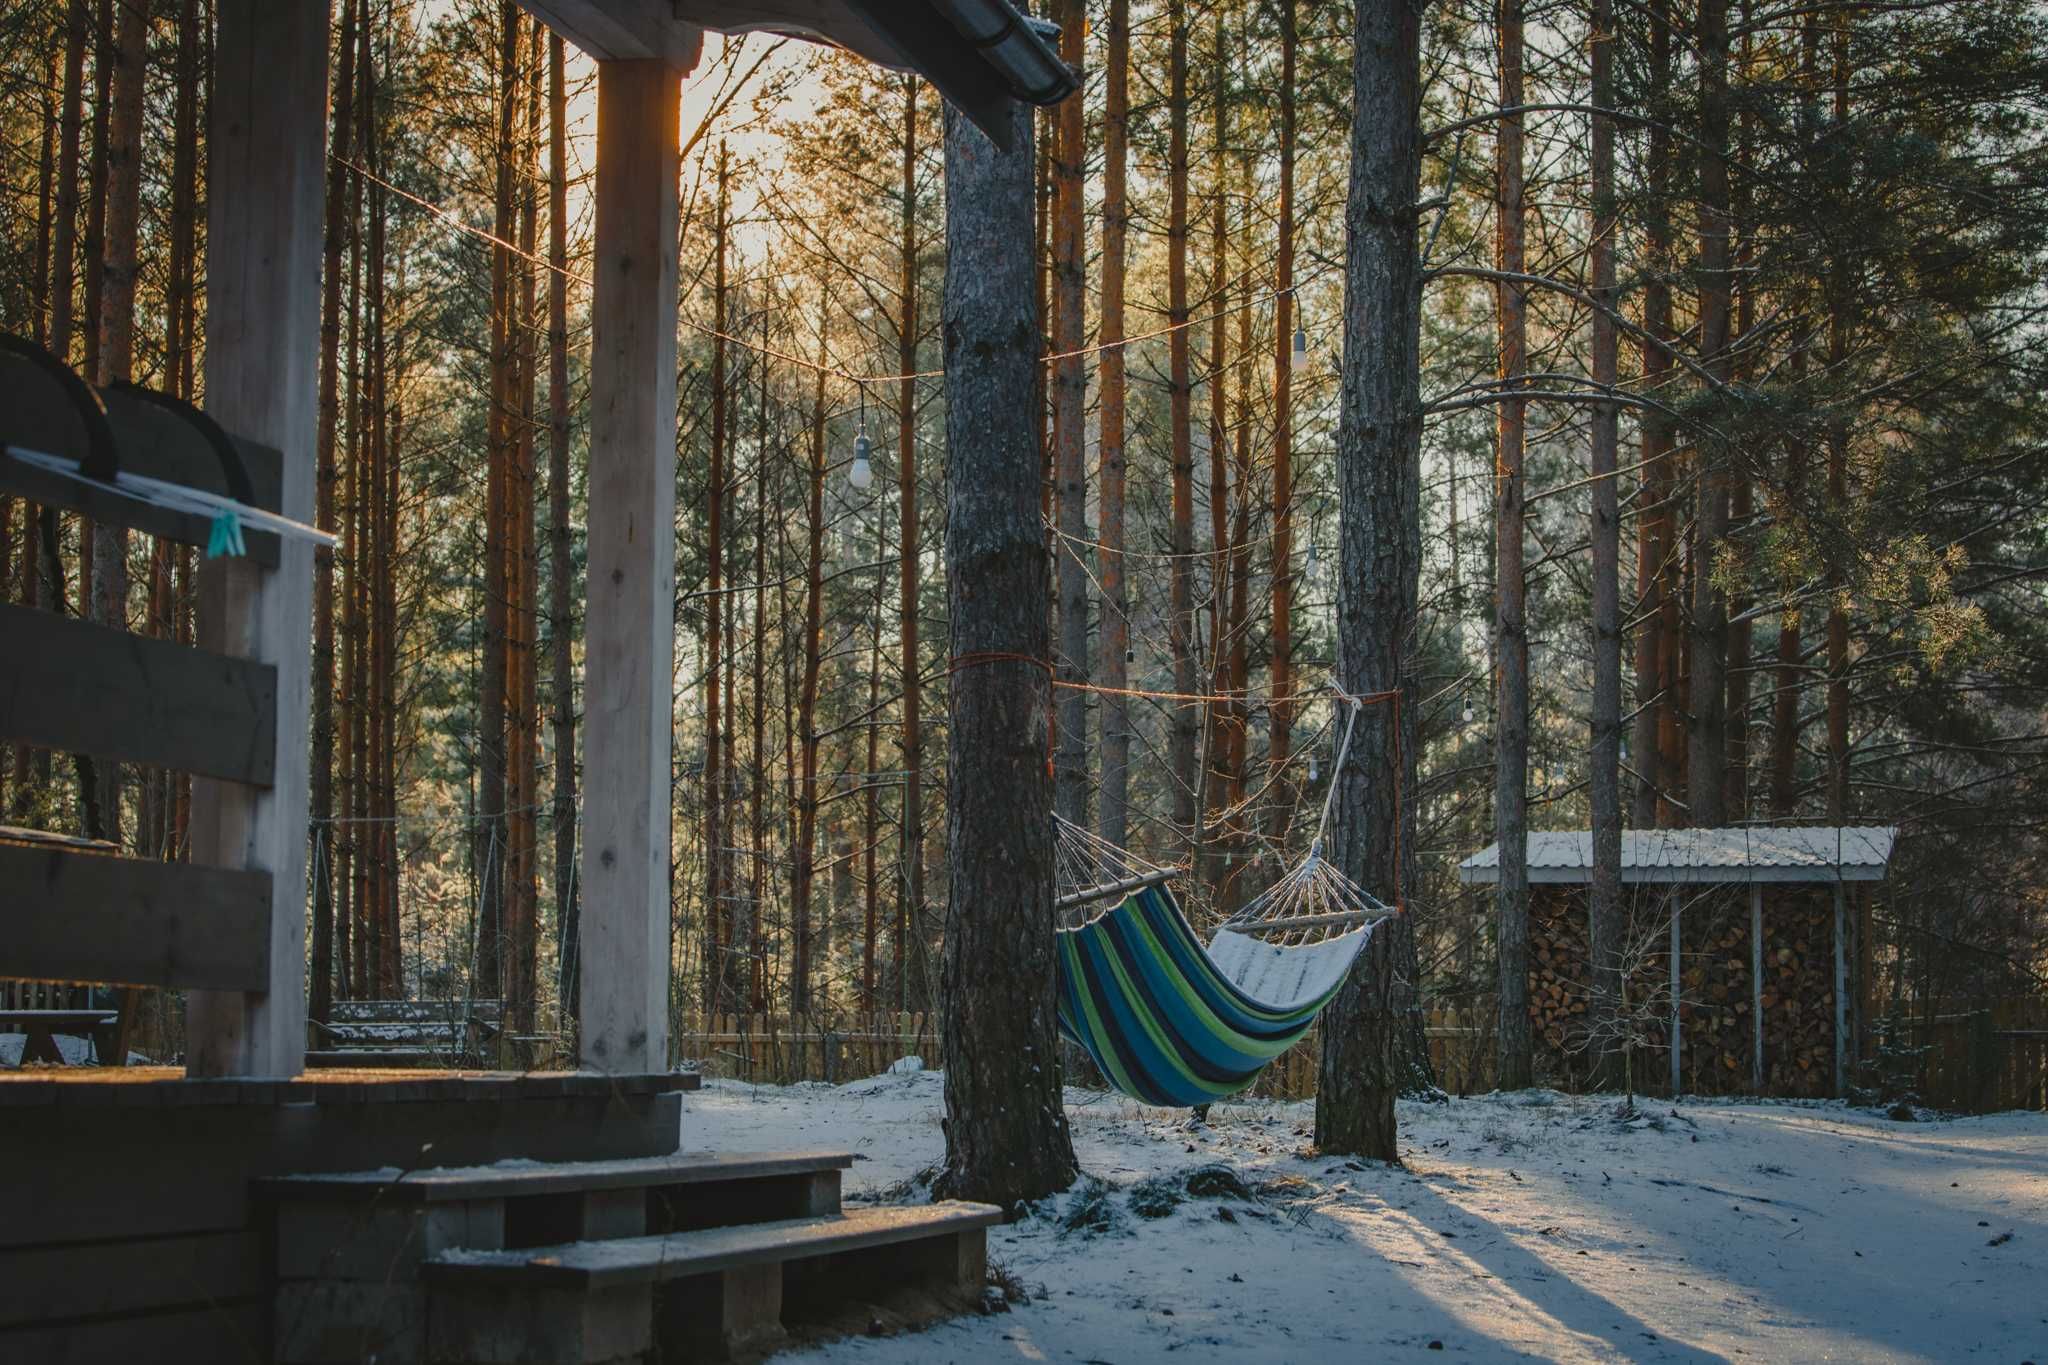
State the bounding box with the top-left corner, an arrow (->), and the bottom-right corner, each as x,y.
1291,325 -> 1309,368
1125,646 -> 1136,664
1308,757 -> 1319,783
1304,542 -> 1318,576
1461,696 -> 1475,725
847,431 -> 873,492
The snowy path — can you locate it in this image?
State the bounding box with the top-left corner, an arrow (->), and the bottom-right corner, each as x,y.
682,1073 -> 2048,1363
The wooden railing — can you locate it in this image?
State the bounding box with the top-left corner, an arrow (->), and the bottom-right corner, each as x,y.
0,347 -> 288,1008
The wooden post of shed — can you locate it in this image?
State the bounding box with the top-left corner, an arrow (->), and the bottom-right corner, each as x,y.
183,0 -> 325,1077
1668,887 -> 1681,1096
1750,881 -> 1763,1090
1833,878 -> 1848,1096
576,53 -> 690,1074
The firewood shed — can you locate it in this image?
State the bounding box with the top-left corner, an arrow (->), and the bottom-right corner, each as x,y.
1456,827 -> 1897,1098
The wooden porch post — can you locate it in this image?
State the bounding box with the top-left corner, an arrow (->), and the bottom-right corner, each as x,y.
1750,881 -> 1763,1091
184,0 -> 326,1077
578,56 -> 687,1074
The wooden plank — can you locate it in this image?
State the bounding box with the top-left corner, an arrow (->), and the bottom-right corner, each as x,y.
1750,883 -> 1764,1091
0,603 -> 277,785
0,1230 -> 258,1328
1669,889 -> 1682,1096
421,1202 -> 1003,1290
183,0 -> 324,1080
579,56 -> 685,1076
519,1 -> 703,62
260,1150 -> 854,1203
1833,880 -> 1848,1097
0,1300 -> 266,1361
0,844 -> 272,990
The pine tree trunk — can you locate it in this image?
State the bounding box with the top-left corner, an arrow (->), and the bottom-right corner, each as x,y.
1687,0 -> 1734,827
311,0 -> 360,1025
1166,0 -> 1198,852
547,32 -> 578,1023
50,1 -> 85,365
1267,0 -> 1298,844
1635,0 -> 1681,829
510,22 -> 543,1028
1201,17 -> 1230,888
897,78 -> 927,1003
936,98 -> 1078,1209
1051,1 -> 1088,828
1316,0 -> 1431,1158
795,360 -> 827,1017
703,143 -> 729,1017
90,0 -> 145,844
1587,0 -> 1624,1090
1493,0 -> 1533,1091
1095,0 -> 1131,853
1826,24 -> 1852,826
476,2 -> 519,1000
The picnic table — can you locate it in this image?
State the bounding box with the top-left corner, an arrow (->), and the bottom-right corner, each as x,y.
0,1008 -> 120,1066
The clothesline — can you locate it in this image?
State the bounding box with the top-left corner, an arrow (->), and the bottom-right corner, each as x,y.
335,154 -> 1337,389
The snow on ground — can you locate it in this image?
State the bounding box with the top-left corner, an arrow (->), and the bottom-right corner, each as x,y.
682,1072 -> 2048,1363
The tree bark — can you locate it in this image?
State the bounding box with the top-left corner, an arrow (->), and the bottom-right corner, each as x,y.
1095,0 -> 1131,853
936,98 -> 1078,1209
1493,0 -> 1533,1091
1166,0 -> 1198,852
1267,0 -> 1299,844
897,77 -> 927,1004
1052,0 -> 1088,828
50,0 -> 85,366
1587,0 -> 1623,1090
703,142 -> 729,1016
547,32 -> 578,1022
311,0 -> 360,1026
1687,0 -> 1734,827
1316,0 -> 1430,1159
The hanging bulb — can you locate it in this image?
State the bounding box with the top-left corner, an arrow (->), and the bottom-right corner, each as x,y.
1125,645 -> 1136,664
847,429 -> 873,492
1552,762 -> 1568,788
1460,693 -> 1475,725
1291,324 -> 1309,368
1308,755 -> 1320,783
1304,540 -> 1319,577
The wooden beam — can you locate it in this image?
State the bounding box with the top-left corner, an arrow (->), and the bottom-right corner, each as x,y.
1,363 -> 283,561
518,1 -> 702,64
579,57 -> 685,1075
1833,879 -> 1848,1097
0,844 -> 272,990
1669,889 -> 1682,1097
1750,882 -> 1763,1091
183,0 -> 325,1078
0,603 -> 277,785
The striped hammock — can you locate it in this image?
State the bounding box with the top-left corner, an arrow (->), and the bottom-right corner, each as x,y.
1051,697 -> 1395,1106
1055,879 -> 1376,1107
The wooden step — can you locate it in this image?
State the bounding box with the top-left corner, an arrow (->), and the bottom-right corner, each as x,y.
422,1202 -> 1000,1289
268,1152 -> 862,1363
420,1202 -> 1001,1364
261,1150 -> 853,1205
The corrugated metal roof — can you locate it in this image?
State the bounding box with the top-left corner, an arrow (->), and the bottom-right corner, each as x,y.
1456,827 -> 1897,885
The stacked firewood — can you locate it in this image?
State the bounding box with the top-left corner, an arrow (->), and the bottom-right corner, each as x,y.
1522,885 -> 1836,1097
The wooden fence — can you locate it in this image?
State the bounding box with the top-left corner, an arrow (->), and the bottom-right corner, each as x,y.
1901,998 -> 2048,1113
673,1004 -> 1496,1098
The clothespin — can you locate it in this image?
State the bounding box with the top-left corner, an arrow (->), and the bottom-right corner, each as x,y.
206,508 -> 246,560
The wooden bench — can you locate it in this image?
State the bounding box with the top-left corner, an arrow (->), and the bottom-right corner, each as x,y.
305,998 -> 508,1068
0,1008 -> 119,1066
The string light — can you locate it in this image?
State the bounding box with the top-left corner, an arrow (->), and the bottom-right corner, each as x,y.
1308,755 -> 1320,783
1292,323 -> 1309,368
1460,691 -> 1475,725
847,384 -> 874,493
1303,539 -> 1318,577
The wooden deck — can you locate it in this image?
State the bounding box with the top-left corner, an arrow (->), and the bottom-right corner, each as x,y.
0,1069 -> 697,1357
